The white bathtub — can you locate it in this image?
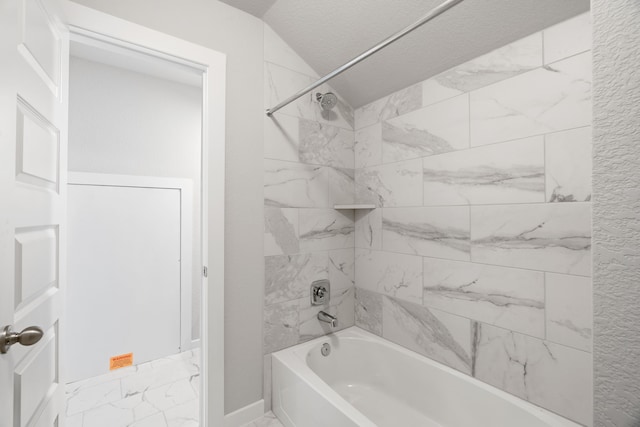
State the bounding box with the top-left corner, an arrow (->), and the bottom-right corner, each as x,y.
272,327 -> 581,427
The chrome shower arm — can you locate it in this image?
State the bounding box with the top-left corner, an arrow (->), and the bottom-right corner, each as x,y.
265,0 -> 465,117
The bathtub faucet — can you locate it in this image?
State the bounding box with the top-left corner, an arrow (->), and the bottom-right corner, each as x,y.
317,311 -> 338,328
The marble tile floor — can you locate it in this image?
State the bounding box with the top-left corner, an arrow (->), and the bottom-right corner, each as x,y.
242,412 -> 285,427
65,348 -> 200,427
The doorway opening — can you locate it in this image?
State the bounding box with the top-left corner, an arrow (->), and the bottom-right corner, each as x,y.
63,33 -> 205,427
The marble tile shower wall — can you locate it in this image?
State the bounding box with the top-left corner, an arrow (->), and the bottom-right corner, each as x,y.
353,13 -> 593,427
263,25 -> 356,356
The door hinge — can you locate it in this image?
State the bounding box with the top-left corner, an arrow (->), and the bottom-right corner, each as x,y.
203,266 -> 208,278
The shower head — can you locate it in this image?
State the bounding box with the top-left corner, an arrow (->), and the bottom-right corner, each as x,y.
316,92 -> 338,111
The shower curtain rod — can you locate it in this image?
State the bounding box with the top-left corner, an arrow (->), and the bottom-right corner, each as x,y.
265,0 -> 465,117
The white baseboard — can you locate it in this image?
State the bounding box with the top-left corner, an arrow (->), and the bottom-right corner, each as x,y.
224,399 -> 265,427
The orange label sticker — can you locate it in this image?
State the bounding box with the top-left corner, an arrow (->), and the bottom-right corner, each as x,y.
109,353 -> 133,370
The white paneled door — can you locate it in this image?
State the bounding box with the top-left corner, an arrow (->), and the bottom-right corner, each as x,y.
0,0 -> 69,426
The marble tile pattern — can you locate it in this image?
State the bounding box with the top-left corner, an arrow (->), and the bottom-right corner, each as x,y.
264,299 -> 300,354
264,113 -> 299,163
545,126 -> 592,202
355,123 -> 382,168
382,94 -> 470,162
382,297 -> 472,374
265,62 -> 354,130
265,252 -> 328,305
65,349 -> 200,427
355,249 -> 423,304
264,159 -> 329,208
355,159 -> 423,207
470,51 -> 592,147
470,203 -> 591,276
355,83 -> 422,130
299,119 -> 354,168
354,208 -> 382,250
354,288 -> 383,336
328,167 -> 355,205
472,323 -> 592,426
352,14 -> 593,426
263,28 -> 357,358
263,246 -> 356,354
421,33 -> 542,106
298,287 -> 355,342
264,207 -> 298,256
329,248 -> 356,292
542,13 -> 591,65
263,13 -> 593,427
382,206 -> 471,261
423,258 -> 545,337
545,272 -> 592,351
422,136 -> 545,206
264,286 -> 355,354
299,209 -> 354,252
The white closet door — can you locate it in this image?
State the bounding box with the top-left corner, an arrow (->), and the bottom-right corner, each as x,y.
65,184 -> 181,383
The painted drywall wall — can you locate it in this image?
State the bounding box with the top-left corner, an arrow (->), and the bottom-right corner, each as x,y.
68,57 -> 203,342
592,1 -> 640,425
352,14 -> 593,426
69,0 -> 265,413
262,24 -> 356,409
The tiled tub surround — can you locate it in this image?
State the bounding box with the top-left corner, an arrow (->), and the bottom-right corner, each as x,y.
264,248 -> 356,353
263,23 -> 356,360
65,349 -> 200,427
353,13 -> 593,427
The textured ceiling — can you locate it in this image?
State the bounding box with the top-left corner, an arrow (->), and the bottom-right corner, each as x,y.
221,0 -> 590,108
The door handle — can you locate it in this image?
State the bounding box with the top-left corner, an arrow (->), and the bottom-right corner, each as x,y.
0,325 -> 44,354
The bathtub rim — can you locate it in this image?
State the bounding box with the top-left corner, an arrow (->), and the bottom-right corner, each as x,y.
271,326 -> 582,427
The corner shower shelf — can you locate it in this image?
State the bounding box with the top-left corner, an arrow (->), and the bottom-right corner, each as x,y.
333,204 -> 376,210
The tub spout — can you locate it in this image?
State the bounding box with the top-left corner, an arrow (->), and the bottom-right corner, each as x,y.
318,311 -> 337,328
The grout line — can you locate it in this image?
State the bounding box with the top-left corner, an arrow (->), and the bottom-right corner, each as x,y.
348,201 -> 592,209
544,272 -> 548,340
343,124 -> 592,170
468,204 -> 473,262
264,155 -> 353,170
468,92 -> 472,148
544,133 -> 548,202
364,286 -> 591,355
265,198 -> 593,210
420,254 -> 425,306
353,248 -> 592,278
545,48 -> 592,67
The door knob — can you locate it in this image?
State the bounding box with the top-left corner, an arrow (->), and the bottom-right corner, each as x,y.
0,325 -> 44,354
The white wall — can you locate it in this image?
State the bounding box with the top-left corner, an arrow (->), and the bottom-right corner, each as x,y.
592,1 -> 640,425
68,57 -> 203,341
69,0 -> 266,414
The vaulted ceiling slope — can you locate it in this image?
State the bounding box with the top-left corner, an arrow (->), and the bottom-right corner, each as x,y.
220,0 -> 590,108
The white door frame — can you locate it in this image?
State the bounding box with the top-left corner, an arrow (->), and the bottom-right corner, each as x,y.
68,172 -> 196,353
61,3 -> 227,426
